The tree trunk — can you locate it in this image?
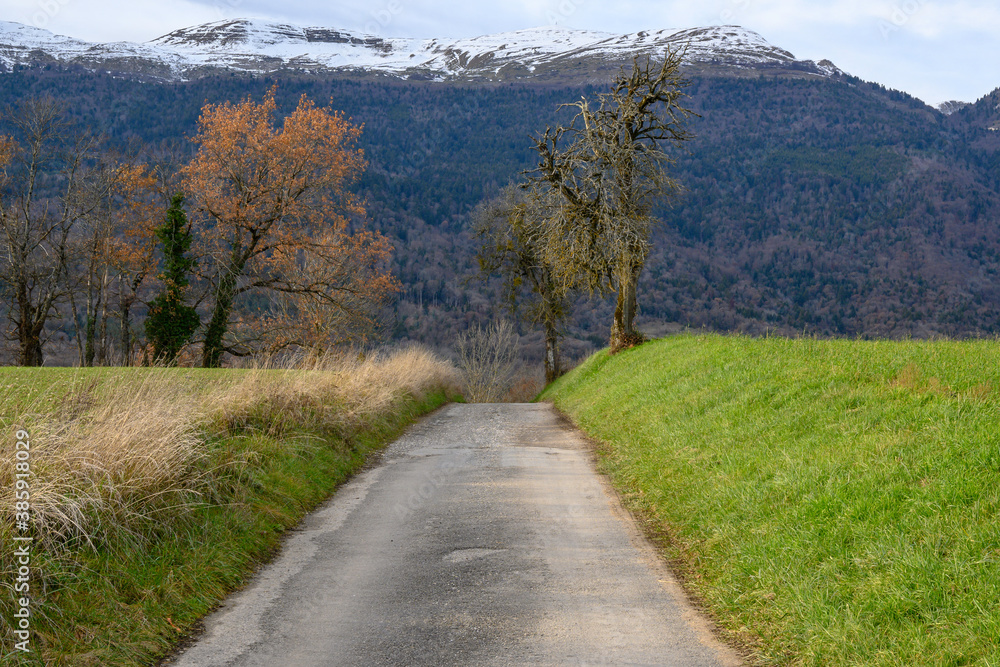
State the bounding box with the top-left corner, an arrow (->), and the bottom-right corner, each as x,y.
120,272 -> 145,367
610,263 -> 644,353
97,269 -> 109,366
68,289 -> 85,365
544,319 -> 561,384
120,287 -> 132,367
201,260 -> 242,368
84,313 -> 97,367
19,335 -> 43,367
15,282 -> 44,366
18,315 -> 44,367
84,257 -> 98,366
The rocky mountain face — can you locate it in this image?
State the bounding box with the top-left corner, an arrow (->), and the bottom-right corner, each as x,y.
0,18 -> 843,82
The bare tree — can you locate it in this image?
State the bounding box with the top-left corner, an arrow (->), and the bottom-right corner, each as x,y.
529,51 -> 696,351
474,184 -> 572,383
68,158 -> 136,366
455,319 -> 519,402
110,167 -> 161,366
0,99 -> 103,366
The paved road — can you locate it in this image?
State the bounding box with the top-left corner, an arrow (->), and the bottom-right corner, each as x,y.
165,403 -> 743,666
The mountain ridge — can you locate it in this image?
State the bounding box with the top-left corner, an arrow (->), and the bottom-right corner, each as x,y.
0,18 -> 844,83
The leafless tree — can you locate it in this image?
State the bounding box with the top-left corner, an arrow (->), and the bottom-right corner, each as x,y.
0,99 -> 104,366
529,50 -> 696,351
67,153 -> 157,367
455,319 -> 519,402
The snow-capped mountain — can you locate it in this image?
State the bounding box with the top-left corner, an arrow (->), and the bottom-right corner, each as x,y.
0,18 -> 844,83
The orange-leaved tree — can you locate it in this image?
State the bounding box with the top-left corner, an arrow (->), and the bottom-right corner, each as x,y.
103,162 -> 161,365
181,87 -> 397,366
0,135 -> 12,171
70,158 -> 161,366
251,227 -> 398,353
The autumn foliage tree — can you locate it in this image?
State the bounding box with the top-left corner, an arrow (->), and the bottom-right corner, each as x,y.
72,158 -> 159,366
104,165 -> 161,365
0,135 -> 12,171
181,88 -> 397,366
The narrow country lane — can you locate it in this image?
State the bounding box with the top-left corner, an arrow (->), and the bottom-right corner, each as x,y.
163,403 -> 743,666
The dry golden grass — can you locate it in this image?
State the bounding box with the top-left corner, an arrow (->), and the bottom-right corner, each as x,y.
1,372 -> 206,548
0,346 -> 460,548
208,346 -> 461,435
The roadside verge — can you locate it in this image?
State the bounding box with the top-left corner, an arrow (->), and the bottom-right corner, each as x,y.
1,348 -> 460,666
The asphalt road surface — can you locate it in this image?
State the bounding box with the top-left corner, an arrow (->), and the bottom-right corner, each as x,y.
165,403 -> 743,666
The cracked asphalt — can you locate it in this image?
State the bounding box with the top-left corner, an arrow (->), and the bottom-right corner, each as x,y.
163,403 -> 743,666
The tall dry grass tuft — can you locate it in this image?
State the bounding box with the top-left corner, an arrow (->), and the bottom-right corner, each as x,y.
0,346 -> 460,549
206,346 -> 461,437
0,372 -> 205,548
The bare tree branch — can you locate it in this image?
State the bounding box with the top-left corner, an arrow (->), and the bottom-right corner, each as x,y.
525,49 -> 698,351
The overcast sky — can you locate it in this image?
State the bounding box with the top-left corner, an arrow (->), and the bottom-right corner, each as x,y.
2,0 -> 997,106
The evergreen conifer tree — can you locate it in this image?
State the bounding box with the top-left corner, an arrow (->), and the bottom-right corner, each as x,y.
145,194 -> 200,364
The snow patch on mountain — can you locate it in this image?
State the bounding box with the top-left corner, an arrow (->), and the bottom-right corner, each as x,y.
0,18 -> 844,82
937,100 -> 970,115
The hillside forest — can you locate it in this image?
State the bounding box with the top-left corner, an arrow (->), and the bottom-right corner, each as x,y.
1,62 -> 999,367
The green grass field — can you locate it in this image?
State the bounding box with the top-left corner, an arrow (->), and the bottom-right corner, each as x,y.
541,334 -> 1000,666
1,351 -> 460,666
0,365 -> 228,402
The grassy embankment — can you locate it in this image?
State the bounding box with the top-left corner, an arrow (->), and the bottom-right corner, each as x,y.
0,348 -> 460,666
542,334 -> 1000,666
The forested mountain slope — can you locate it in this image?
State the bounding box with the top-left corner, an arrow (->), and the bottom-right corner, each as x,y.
1,65 -> 998,363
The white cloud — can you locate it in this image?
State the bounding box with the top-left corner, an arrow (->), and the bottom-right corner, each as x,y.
892,1 -> 1000,39
1,0 -> 221,41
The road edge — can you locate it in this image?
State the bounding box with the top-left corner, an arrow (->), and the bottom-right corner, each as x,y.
544,401 -> 750,667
